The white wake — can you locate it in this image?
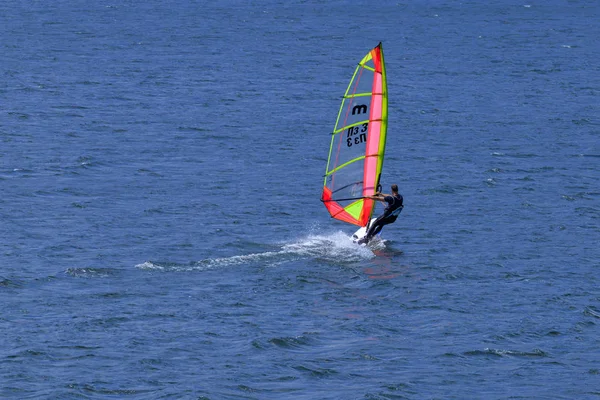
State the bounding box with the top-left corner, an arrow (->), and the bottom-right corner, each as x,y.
135,231 -> 376,272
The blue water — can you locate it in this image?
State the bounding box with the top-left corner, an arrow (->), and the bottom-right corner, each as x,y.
2,1 -> 599,398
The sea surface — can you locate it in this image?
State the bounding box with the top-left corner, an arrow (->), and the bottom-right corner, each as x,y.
1,1 -> 599,399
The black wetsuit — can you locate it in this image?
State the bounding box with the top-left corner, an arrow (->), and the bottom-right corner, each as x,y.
363,193 -> 403,243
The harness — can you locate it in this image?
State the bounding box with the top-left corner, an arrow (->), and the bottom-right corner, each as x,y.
390,205 -> 404,217
385,194 -> 404,218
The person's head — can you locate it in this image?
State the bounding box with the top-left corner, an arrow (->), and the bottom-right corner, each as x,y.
391,184 -> 398,193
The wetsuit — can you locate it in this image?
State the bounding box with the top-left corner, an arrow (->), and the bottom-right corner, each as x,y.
362,193 -> 403,243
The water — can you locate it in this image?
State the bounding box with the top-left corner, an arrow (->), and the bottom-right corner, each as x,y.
1,1 -> 599,398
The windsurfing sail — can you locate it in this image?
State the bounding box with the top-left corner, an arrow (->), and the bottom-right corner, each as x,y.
321,42 -> 388,227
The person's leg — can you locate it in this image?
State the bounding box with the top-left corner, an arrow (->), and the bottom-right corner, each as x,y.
358,216 -> 381,244
368,216 -> 396,240
371,223 -> 385,237
365,215 -> 385,241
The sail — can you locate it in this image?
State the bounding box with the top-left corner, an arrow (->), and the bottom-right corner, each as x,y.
321,43 -> 388,227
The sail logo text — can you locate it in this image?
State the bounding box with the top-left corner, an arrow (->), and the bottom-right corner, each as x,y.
347,123 -> 368,147
352,104 -> 368,115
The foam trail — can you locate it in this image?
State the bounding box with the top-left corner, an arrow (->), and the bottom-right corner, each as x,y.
135,231 -> 375,272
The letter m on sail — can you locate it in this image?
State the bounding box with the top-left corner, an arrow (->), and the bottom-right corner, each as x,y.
352,104 -> 368,115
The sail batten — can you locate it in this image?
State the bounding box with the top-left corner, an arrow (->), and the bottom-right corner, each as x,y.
324,155 -> 366,177
321,43 -> 388,227
332,120 -> 370,133
344,93 -> 372,98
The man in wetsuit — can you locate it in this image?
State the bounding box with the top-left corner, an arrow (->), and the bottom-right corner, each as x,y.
358,184 -> 403,244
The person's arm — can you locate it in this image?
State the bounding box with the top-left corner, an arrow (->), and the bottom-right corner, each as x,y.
368,192 -> 390,202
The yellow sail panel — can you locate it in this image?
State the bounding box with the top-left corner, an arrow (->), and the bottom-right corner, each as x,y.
344,199 -> 364,220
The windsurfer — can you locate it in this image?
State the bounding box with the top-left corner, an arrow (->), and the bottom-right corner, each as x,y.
358,184 -> 403,244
